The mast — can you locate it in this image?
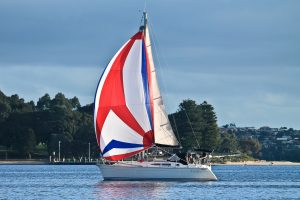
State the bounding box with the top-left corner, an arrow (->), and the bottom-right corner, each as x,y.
142,12 -> 179,147
143,12 -> 148,36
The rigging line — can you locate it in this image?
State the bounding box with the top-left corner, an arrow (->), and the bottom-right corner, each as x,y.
184,109 -> 201,148
144,0 -> 147,12
172,114 -> 182,146
148,16 -> 173,113
148,19 -> 167,95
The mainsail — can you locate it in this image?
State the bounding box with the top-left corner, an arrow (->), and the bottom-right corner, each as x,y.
94,13 -> 178,161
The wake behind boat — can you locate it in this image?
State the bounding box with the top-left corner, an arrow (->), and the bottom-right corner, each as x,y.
94,12 -> 217,181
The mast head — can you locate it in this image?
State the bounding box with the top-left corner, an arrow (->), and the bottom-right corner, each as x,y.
139,12 -> 147,33
139,25 -> 145,32
143,12 -> 148,26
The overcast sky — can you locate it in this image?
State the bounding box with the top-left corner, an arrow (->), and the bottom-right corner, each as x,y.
0,0 -> 299,129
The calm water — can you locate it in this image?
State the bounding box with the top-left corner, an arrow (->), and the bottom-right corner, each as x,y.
0,165 -> 299,200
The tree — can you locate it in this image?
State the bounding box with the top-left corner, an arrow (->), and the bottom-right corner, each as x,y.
70,97 -> 81,110
198,101 -> 220,150
9,94 -> 21,112
8,94 -> 32,112
170,99 -> 220,151
219,132 -> 239,153
50,93 -> 73,110
239,139 -> 262,157
72,113 -> 99,157
37,94 -> 51,111
171,99 -> 202,150
0,90 -> 94,159
0,102 -> 11,122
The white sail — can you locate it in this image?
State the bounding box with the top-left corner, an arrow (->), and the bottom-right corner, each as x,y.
143,13 -> 179,146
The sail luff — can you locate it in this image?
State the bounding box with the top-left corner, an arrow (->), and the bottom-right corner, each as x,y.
143,13 -> 179,146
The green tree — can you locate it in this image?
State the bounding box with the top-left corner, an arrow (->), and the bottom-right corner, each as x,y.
239,138 -> 262,157
171,99 -> 202,150
170,99 -> 220,151
37,94 -> 51,111
72,113 -> 99,158
0,102 -> 11,122
198,101 -> 220,150
70,97 -> 81,110
219,132 -> 239,153
50,93 -> 73,110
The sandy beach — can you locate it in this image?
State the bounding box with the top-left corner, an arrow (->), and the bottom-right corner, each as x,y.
0,159 -> 48,165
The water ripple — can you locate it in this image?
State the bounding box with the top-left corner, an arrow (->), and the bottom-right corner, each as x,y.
0,165 -> 300,200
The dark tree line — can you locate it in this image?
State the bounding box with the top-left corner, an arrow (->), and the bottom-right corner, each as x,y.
0,90 -> 99,159
0,91 -> 231,159
1,90 -> 279,161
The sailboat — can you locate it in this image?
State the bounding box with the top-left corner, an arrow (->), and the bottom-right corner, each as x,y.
94,12 -> 217,181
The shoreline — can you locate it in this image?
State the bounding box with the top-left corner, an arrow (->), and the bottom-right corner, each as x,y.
0,159 -> 97,165
0,159 -> 48,165
212,161 -> 300,166
1,159 -> 300,166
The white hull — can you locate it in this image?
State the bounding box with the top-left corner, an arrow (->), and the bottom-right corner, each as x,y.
97,161 -> 217,181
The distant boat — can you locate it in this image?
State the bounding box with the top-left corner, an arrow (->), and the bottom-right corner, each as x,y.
94,12 -> 217,181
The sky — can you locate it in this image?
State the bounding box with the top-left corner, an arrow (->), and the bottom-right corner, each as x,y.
0,0 -> 299,129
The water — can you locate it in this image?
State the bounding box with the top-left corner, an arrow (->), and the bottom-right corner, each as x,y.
0,165 -> 299,200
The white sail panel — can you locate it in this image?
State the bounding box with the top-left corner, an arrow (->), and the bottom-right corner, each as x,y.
123,40 -> 152,133
144,21 -> 179,146
100,110 -> 144,157
153,97 -> 178,146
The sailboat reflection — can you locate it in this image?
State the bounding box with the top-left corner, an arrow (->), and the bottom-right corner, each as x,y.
94,181 -> 170,200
